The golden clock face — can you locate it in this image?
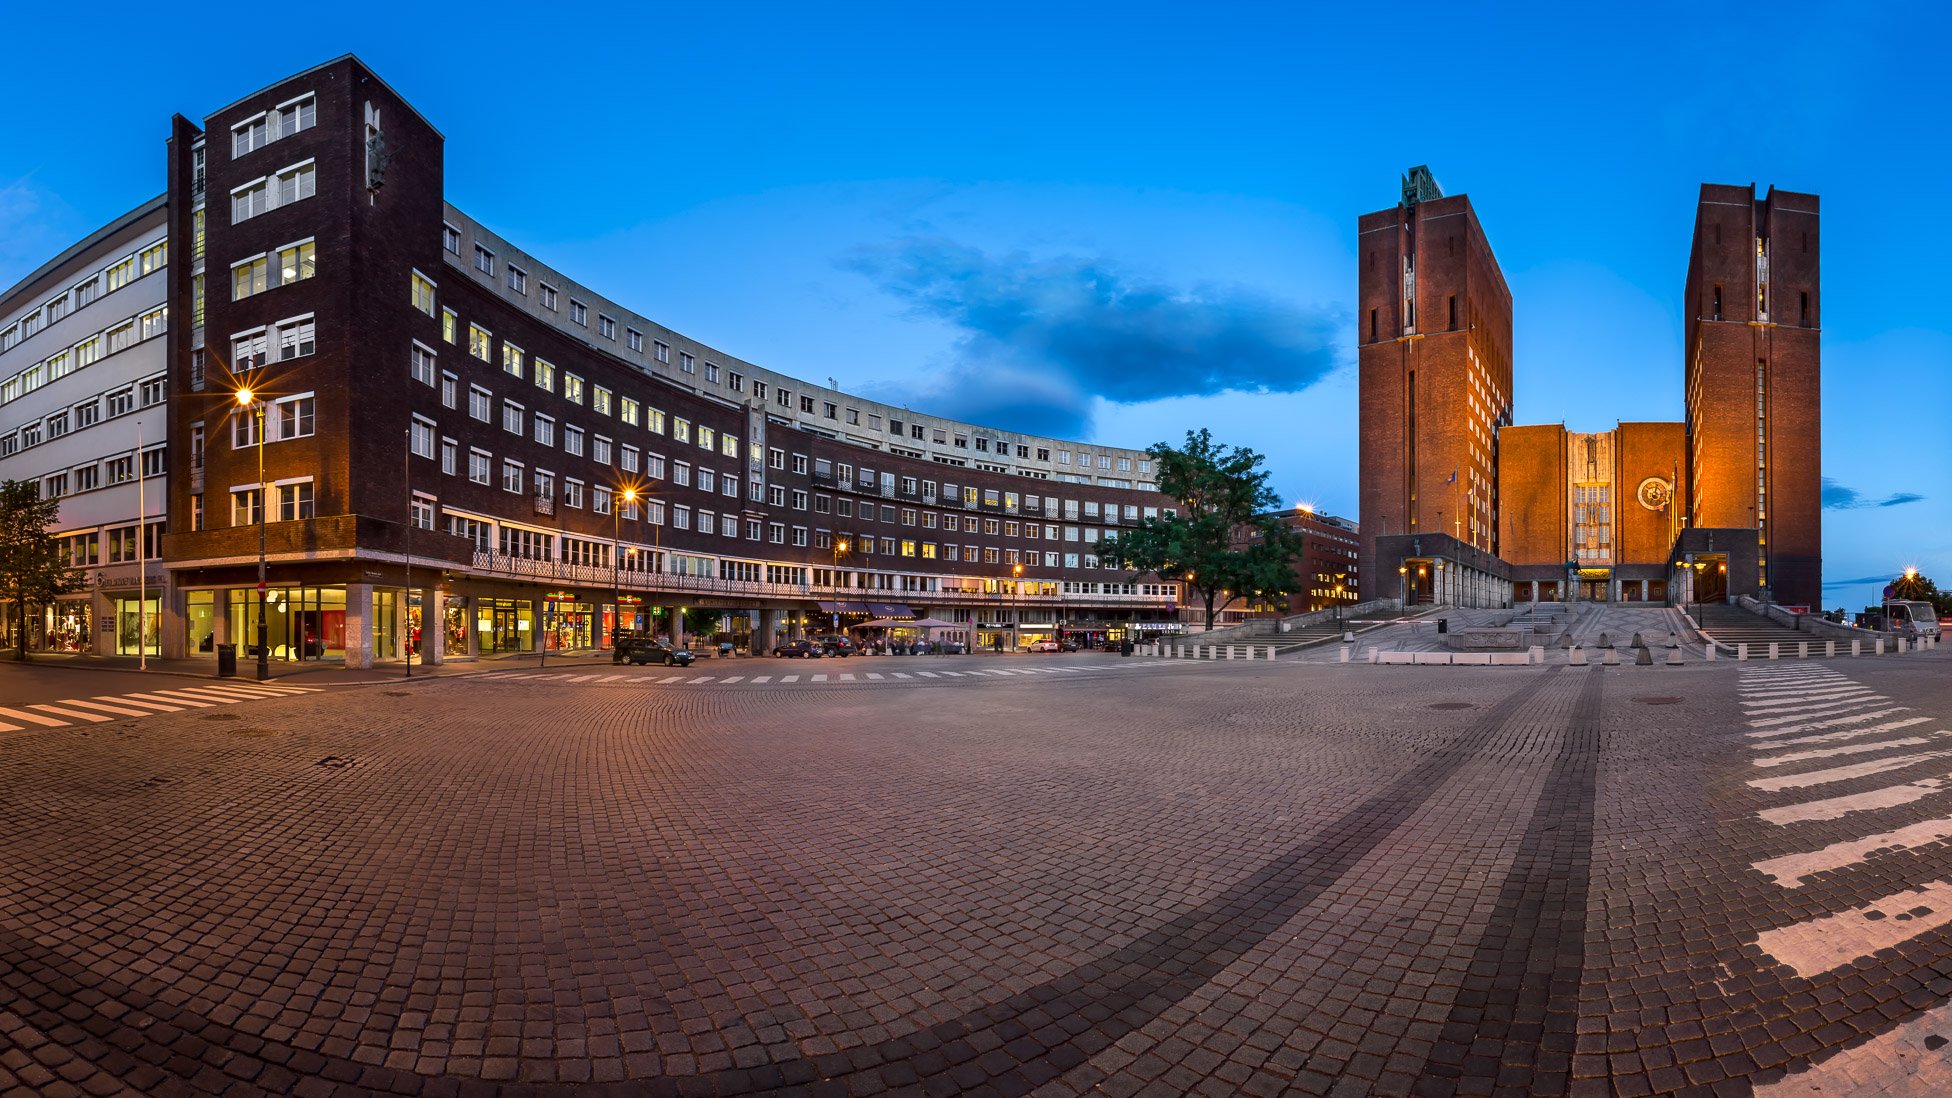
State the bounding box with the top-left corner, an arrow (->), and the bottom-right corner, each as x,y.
1637,477 -> 1672,512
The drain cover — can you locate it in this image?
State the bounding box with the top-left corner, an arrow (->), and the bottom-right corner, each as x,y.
384,691 -> 411,697
227,727 -> 276,738
200,712 -> 241,721
316,755 -> 353,768
1428,702 -> 1475,710
1639,696 -> 1685,705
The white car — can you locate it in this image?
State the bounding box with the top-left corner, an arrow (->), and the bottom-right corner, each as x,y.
1027,640 -> 1060,653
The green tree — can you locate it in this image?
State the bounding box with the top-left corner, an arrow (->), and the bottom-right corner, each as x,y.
0,479 -> 79,662
683,606 -> 723,640
1099,429 -> 1304,630
1891,570 -> 1940,603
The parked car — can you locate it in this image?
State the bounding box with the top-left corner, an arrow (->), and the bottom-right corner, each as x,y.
614,631 -> 694,666
1057,639 -> 1080,652
1027,639 -> 1060,653
772,640 -> 824,659
810,634 -> 856,657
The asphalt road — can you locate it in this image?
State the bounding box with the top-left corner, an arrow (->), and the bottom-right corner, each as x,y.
1,649 -> 1950,1096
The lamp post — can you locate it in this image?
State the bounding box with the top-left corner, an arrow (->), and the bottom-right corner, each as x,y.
1398,564 -> 1407,611
613,486 -> 637,647
1012,562 -> 1023,652
403,425 -> 413,679
831,539 -> 848,634
235,389 -> 269,681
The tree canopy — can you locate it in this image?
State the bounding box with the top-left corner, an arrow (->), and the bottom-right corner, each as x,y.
1099,429 -> 1304,630
0,479 -> 80,661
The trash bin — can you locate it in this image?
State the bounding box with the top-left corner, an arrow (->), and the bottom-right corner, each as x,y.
216,643 -> 237,677
1120,640 -> 1133,657
1437,618 -> 1449,634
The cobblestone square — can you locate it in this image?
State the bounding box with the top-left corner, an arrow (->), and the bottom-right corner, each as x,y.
3,652 -> 1952,1096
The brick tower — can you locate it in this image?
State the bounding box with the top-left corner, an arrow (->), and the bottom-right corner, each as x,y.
1357,167 -> 1513,594
1682,184 -> 1821,608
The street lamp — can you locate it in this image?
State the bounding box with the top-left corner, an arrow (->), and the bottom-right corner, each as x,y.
613,486 -> 637,647
1012,562 -> 1023,652
1398,564 -> 1407,610
235,389 -> 269,681
831,538 -> 849,634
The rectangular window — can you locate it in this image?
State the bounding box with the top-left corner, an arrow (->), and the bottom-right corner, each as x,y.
468,385 -> 491,422
411,342 -> 437,386
468,449 -> 491,485
570,300 -> 587,326
501,460 -> 523,494
502,401 -> 524,435
599,314 -> 616,340
539,283 -> 557,310
410,417 -> 435,458
442,308 -> 457,344
441,372 -> 458,409
443,224 -> 461,253
533,414 -> 555,446
275,315 -> 315,360
626,328 -> 644,352
564,424 -> 585,456
679,351 -> 695,374
473,244 -> 495,276
411,270 -> 437,316
440,437 -> 456,475
505,265 -> 526,294
534,359 -> 555,392
273,395 -> 315,440
593,386 -> 612,416
502,343 -> 524,378
231,256 -> 268,300
563,374 -> 584,404
654,341 -> 670,363
469,324 -> 492,361
231,488 -> 263,526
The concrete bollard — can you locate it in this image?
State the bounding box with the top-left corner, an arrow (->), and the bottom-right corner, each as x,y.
1851,639 -> 1860,657
1340,645 -> 1351,663
1666,645 -> 1683,665
1602,647 -> 1619,665
1799,641 -> 1808,659
1529,645 -> 1545,665
1631,632 -> 1645,649
1768,642 -> 1779,660
1635,645 -> 1653,665
1705,644 -> 1716,661
1826,640 -> 1835,658
1342,630 -> 1354,643
1737,643 -> 1748,661
1366,647 -> 1378,664
1598,632 -> 1612,649
1265,645 -> 1275,661
1875,639 -> 1885,656
1226,645 -> 1235,660
1570,645 -> 1587,666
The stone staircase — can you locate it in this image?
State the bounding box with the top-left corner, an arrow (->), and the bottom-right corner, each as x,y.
1693,601 -> 1808,654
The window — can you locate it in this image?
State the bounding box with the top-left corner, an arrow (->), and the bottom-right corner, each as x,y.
440,437 -> 456,475
620,445 -> 639,473
232,256 -> 268,300
442,308 -> 457,344
599,315 -> 616,340
443,224 -> 461,254
233,329 -> 269,371
626,328 -> 643,352
506,265 -> 526,294
277,481 -> 315,521
619,397 -> 639,426
106,388 -> 135,417
468,385 -> 491,422
273,395 -> 315,440
411,342 -> 437,386
502,343 -> 524,378
593,486 -> 612,515
704,362 -> 720,383
411,270 -> 437,316
501,460 -> 523,494
533,414 -> 555,447
593,436 -> 612,465
411,494 -> 436,530
654,341 -> 670,363
502,401 -> 524,435
540,284 -> 557,310
563,480 -> 584,509
232,95 -> 314,157
673,462 -> 691,487
698,468 -> 716,493
698,426 -> 715,451
473,245 -> 495,276
679,351 -> 695,374
441,372 -> 458,409
534,359 -> 555,392
468,449 -> 491,485
231,488 -> 263,526
230,160 -> 315,223
275,315 -> 315,360
469,324 -> 492,361
570,300 -> 587,326
562,374 -> 584,404
593,386 -> 612,416
75,400 -> 100,428
564,424 -> 584,456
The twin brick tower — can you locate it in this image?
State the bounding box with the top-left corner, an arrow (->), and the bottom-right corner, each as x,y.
1358,167 -> 1821,612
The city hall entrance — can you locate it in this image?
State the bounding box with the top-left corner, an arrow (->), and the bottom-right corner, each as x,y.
1577,568 -> 1611,602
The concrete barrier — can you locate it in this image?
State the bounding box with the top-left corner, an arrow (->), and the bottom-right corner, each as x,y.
1490,652 -> 1531,666
1826,640 -> 1835,658
1366,647 -> 1378,664
1737,643 -> 1748,661
1666,646 -> 1683,665
1226,645 -> 1235,660
1635,646 -> 1653,665
1875,639 -> 1885,656
1851,639 -> 1860,657
1339,645 -> 1351,663
1705,644 -> 1716,661
1412,652 -> 1451,665
1529,645 -> 1545,665
1264,646 -> 1275,661
1768,642 -> 1779,660
1453,653 -> 1492,666
1602,647 -> 1619,665
1377,650 -> 1414,665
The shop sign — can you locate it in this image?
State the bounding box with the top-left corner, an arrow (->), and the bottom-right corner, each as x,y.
96,571 -> 164,589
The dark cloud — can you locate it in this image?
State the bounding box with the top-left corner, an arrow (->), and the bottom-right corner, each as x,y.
1822,477 -> 1925,510
845,238 -> 1345,437
1823,574 -> 1901,589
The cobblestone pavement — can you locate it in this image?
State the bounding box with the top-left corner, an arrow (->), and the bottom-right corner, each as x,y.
2,652 -> 1950,1096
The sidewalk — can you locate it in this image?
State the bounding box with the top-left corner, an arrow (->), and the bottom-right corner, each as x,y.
0,650 -> 617,687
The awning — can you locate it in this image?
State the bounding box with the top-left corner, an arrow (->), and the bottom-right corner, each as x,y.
817,600 -> 873,613
867,603 -> 914,619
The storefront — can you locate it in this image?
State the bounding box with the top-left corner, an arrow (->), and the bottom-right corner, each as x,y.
112,595 -> 160,657
226,586 -> 350,662
542,594 -> 594,651
1,597 -> 95,653
476,597 -> 534,653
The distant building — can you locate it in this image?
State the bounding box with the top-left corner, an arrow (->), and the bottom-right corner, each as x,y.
1496,423 -> 1687,603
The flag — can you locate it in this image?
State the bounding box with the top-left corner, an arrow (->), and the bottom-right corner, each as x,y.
1446,470 -> 1457,484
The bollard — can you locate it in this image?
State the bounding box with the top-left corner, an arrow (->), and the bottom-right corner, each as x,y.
1598,632 -> 1612,649
1666,645 -> 1682,665
1798,641 -> 1808,659
1826,640 -> 1835,658
1265,645 -> 1275,661
1340,645 -> 1351,663
1636,646 -> 1653,665
1342,630 -> 1354,643
1226,645 -> 1235,660
1529,644 -> 1545,665
1768,642 -> 1779,660
1602,647 -> 1619,665
1570,645 -> 1588,666
1366,647 -> 1378,664
1705,644 -> 1716,661
1737,643 -> 1748,661
1631,632 -> 1645,649
1851,639 -> 1860,657
1875,639 -> 1885,656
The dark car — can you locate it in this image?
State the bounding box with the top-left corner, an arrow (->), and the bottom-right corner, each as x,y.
772,640 -> 824,659
614,631 -> 694,666
810,634 -> 856,657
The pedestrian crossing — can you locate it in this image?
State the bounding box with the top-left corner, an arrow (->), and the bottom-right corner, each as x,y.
469,661 -> 1149,688
1738,664 -> 1952,986
0,680 -> 322,732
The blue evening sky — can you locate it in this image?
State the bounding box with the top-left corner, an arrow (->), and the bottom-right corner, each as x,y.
2,2 -> 1944,610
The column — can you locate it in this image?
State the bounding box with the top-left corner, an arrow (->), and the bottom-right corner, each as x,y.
756,609 -> 778,655
465,599 -> 481,657
423,586 -> 445,666
211,588 -> 231,646
344,583 -> 375,670
671,607 -> 686,651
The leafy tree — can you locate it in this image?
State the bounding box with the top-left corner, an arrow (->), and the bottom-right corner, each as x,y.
0,479 -> 79,662
683,606 -> 723,639
1891,571 -> 1949,615
1099,429 -> 1304,630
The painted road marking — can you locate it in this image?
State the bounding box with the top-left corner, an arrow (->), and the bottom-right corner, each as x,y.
657,676 -> 682,684
720,677 -> 745,684
1760,778 -> 1952,826
1747,708 -> 1915,739
780,675 -> 798,683
1748,698 -> 1898,728
1749,752 -> 1952,793
52,699 -> 154,718
126,691 -> 213,708
918,672 -> 940,678
1752,878 -> 1952,978
1755,816 -> 1952,888
0,707 -> 67,728
28,704 -> 111,723
1760,717 -> 1934,749
812,674 -> 828,683
865,673 -> 884,681
840,674 -> 856,682
1742,689 -> 1883,711
595,674 -> 626,683
893,673 -> 913,680
750,676 -> 771,684
685,676 -> 713,684
92,695 -> 182,712
1752,736 -> 1940,768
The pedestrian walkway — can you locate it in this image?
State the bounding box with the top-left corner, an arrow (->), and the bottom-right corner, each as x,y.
468,660 -> 1152,688
1738,663 -> 1952,1035
0,680 -> 321,732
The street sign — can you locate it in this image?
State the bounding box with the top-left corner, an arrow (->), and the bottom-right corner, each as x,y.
1883,584 -> 1896,599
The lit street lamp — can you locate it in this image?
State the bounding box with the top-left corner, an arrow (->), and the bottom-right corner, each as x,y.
831,539 -> 849,634
613,486 -> 637,647
235,389 -> 269,681
1012,562 -> 1023,652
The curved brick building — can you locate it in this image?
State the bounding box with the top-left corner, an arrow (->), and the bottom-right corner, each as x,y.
0,56 -> 1185,665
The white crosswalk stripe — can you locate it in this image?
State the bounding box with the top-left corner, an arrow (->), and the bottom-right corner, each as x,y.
1758,777 -> 1952,826
1755,816 -> 1952,888
0,679 -> 318,732
1753,879 -> 1952,978
1752,734 -> 1946,768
